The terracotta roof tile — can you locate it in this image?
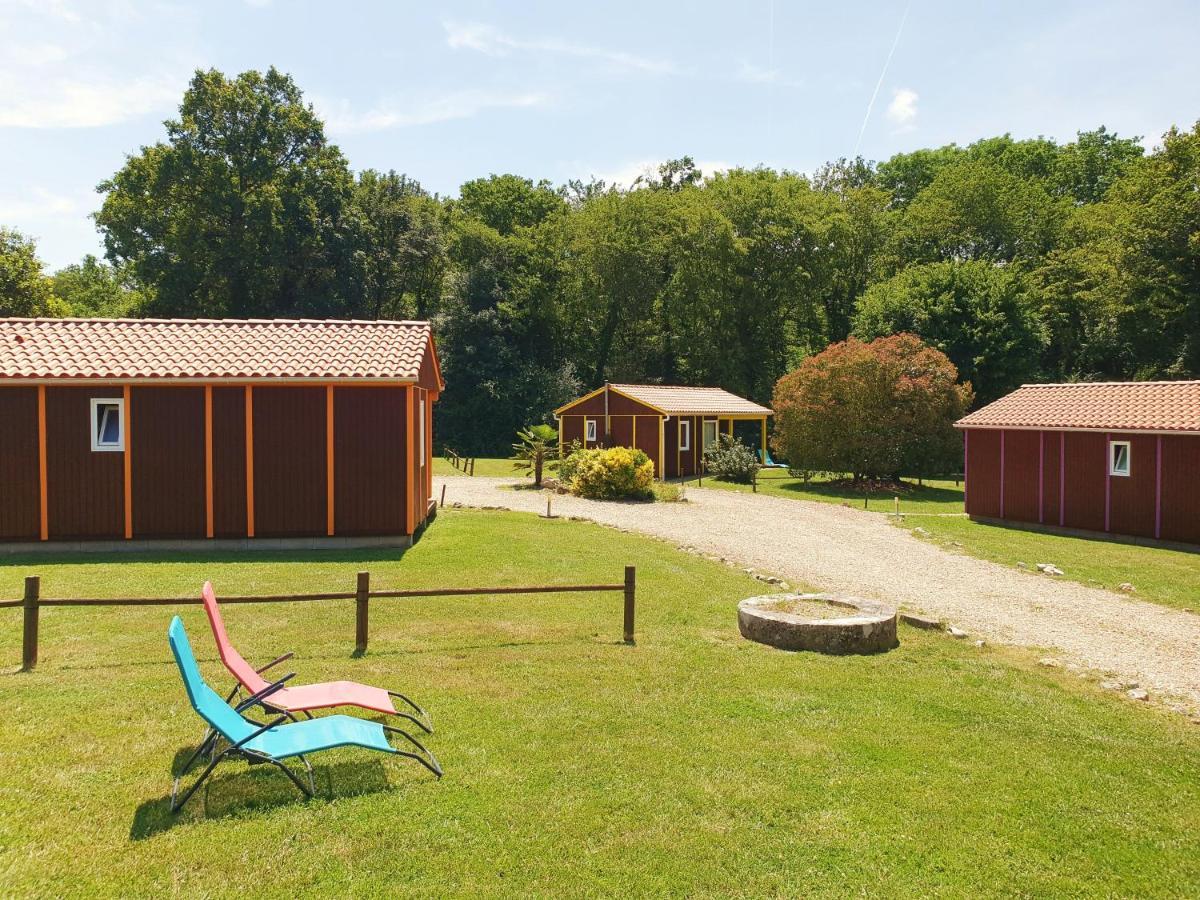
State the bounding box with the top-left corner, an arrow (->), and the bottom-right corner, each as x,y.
956,381 -> 1200,434
609,384 -> 772,416
0,318 -> 435,382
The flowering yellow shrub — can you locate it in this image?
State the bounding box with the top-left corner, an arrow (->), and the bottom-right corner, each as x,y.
568,446 -> 656,500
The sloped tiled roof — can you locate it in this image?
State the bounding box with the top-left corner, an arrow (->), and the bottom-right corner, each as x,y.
0,318 -> 437,382
956,381 -> 1200,434
609,384 -> 772,416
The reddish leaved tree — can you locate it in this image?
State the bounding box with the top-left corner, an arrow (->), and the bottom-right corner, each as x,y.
772,333 -> 973,482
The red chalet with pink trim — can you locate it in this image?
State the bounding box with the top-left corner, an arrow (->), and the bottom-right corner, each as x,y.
955,381 -> 1200,546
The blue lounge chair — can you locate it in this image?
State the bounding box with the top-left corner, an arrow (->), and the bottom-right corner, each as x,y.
167,616 -> 441,812
757,448 -> 788,469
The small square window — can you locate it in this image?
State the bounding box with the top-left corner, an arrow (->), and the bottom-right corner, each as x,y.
1109,440 -> 1130,477
585,419 -> 597,442
90,398 -> 124,452
679,420 -> 691,452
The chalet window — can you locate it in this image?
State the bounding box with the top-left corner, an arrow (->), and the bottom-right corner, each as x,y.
1109,440 -> 1130,477
585,419 -> 597,442
90,398 -> 124,452
679,419 -> 691,452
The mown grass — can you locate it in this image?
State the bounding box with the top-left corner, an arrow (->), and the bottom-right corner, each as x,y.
433,456 -> 521,478
1,510 -> 1197,896
689,471 -> 966,514
902,515 -> 1200,612
688,472 -> 1200,612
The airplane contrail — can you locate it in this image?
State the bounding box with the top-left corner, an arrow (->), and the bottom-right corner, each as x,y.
852,2 -> 911,157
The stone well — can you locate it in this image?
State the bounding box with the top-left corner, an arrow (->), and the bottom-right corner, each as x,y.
737,593 -> 898,654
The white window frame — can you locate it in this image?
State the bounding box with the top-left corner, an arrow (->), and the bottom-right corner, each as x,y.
679,419 -> 691,452
1109,439 -> 1130,477
585,419 -> 597,442
419,395 -> 426,468
89,397 -> 125,452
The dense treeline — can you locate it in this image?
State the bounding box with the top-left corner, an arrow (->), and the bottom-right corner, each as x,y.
3,67 -> 1199,454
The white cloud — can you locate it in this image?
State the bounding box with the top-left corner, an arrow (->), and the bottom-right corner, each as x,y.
0,1 -> 195,128
0,186 -> 86,221
886,87 -> 919,130
318,89 -> 551,134
444,20 -> 679,75
735,61 -> 804,89
0,72 -> 181,128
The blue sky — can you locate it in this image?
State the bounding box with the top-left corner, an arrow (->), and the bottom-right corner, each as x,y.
2,0 -> 1198,269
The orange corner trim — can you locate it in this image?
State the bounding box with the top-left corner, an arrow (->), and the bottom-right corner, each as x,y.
123,385 -> 132,539
326,385 -> 335,536
204,385 -> 214,538
405,386 -> 415,535
37,386 -> 48,541
245,385 -> 255,538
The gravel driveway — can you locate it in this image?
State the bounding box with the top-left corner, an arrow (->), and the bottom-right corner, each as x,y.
438,476 -> 1200,711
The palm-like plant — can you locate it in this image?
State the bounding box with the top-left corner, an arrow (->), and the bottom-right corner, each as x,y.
513,424 -> 560,487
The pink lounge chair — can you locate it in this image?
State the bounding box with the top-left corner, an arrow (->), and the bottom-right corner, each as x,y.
201,582 -> 432,734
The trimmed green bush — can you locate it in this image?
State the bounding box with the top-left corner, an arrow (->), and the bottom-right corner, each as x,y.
702,435 -> 760,483
567,446 -> 656,500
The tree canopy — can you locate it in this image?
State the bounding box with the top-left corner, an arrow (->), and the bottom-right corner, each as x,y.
4,67 -> 1195,456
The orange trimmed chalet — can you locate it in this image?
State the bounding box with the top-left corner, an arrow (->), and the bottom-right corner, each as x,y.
956,381 -> 1200,547
0,318 -> 443,550
554,383 -> 772,478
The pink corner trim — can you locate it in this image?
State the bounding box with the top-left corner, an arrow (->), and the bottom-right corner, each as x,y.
999,430 -> 1006,519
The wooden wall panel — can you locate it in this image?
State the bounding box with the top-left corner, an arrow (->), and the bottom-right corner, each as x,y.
253,387 -> 326,537
607,392 -> 661,417
0,388 -> 40,540
560,415 -> 585,449
1062,432 -> 1106,532
1041,431 -> 1062,526
210,387 -> 247,538
564,392 -> 608,416
664,415 -> 680,477
633,415 -> 661,475
334,387 -> 406,535
609,414 -> 634,449
414,388 -> 429,527
1160,435 -> 1200,544
131,387 -> 206,538
1107,433 -> 1157,538
965,429 -> 1001,518
1001,429 -> 1040,523
45,387 -> 124,539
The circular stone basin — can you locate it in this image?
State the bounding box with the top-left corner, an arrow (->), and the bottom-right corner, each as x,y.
737,593 -> 898,655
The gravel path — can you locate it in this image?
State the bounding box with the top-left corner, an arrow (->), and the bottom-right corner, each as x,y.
438,476 -> 1200,711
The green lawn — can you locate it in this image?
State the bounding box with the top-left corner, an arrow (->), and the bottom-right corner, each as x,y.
433,455 -> 523,478
691,472 -> 1200,612
688,471 -> 966,514
1,510 -> 1197,896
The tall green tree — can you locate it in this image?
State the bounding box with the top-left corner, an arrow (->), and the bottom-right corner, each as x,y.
96,67 -> 357,318
350,170 -> 447,320
853,260 -> 1044,403
0,228 -> 65,317
51,255 -> 148,317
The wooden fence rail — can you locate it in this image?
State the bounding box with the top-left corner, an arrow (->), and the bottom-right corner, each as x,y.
4,567 -> 636,672
443,448 -> 476,476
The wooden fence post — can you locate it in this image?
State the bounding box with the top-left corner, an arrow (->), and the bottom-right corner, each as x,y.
22,575 -> 39,672
623,566 -> 636,644
439,483 -> 447,509
355,571 -> 370,655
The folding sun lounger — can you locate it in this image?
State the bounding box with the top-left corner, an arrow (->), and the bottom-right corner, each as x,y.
167,616 -> 441,812
201,581 -> 432,734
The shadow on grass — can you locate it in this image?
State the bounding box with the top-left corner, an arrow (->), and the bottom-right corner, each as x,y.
0,545 -> 413,570
774,480 -> 961,501
131,757 -> 395,840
